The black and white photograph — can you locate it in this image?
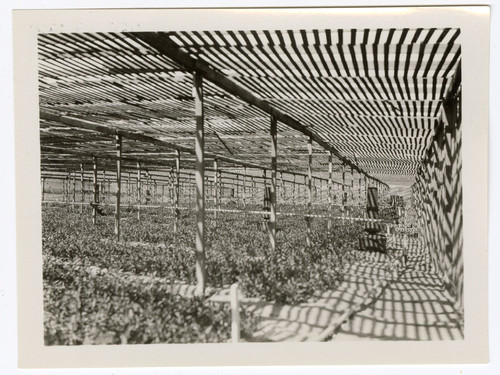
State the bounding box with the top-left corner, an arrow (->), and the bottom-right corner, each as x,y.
10,5 -> 490,369
37,26 -> 465,345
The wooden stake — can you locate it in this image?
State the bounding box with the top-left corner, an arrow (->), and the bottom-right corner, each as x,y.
194,72 -> 206,296
230,283 -> 240,343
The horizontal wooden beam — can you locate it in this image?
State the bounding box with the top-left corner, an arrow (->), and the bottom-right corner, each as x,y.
40,110 -> 268,171
133,32 -> 389,189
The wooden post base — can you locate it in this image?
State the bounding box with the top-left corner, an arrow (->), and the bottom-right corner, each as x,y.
359,234 -> 387,252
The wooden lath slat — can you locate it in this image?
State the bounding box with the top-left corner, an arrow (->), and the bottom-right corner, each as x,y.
38,29 -> 461,186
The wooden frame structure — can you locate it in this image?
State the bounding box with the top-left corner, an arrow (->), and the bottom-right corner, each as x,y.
38,28 -> 461,296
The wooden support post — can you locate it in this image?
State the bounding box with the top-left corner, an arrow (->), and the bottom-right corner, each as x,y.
92,156 -> 98,224
107,172 -> 111,203
214,159 -> 218,224
62,176 -> 66,203
169,167 -> 174,208
72,171 -> 76,209
80,162 -> 84,213
269,115 -> 277,253
218,170 -> 222,208
303,175 -> 307,209
115,135 -> 122,241
250,176 -> 255,204
279,171 -> 284,203
102,170 -> 106,203
174,149 -> 181,232
41,177 -> 46,202
127,172 -> 131,206
145,170 -> 150,205
350,166 -> 354,202
261,169 -> 267,205
242,167 -> 247,208
194,72 -> 206,296
328,152 -> 333,233
137,162 -> 141,221
342,163 -> 346,225
364,175 -> 367,207
153,179 -> 157,205
306,136 -> 313,247
319,179 -> 323,202
230,282 -> 240,343
358,172 -> 361,206
236,174 -> 240,203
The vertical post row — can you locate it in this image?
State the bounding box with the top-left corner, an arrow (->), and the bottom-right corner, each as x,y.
193,72 -> 206,297
306,136 -> 313,247
115,134 -> 122,241
92,156 -> 98,224
269,115 -> 277,253
137,162 -> 141,221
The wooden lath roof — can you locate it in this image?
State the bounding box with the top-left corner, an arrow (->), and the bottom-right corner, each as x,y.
38,28 -> 461,186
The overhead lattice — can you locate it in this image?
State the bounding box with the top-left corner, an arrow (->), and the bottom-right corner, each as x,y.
38,28 -> 461,187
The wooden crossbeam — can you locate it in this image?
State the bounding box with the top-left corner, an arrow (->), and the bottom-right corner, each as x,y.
40,110 -> 266,171
133,32 -> 389,189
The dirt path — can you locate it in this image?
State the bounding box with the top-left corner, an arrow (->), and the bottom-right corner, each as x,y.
243,235 -> 464,342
